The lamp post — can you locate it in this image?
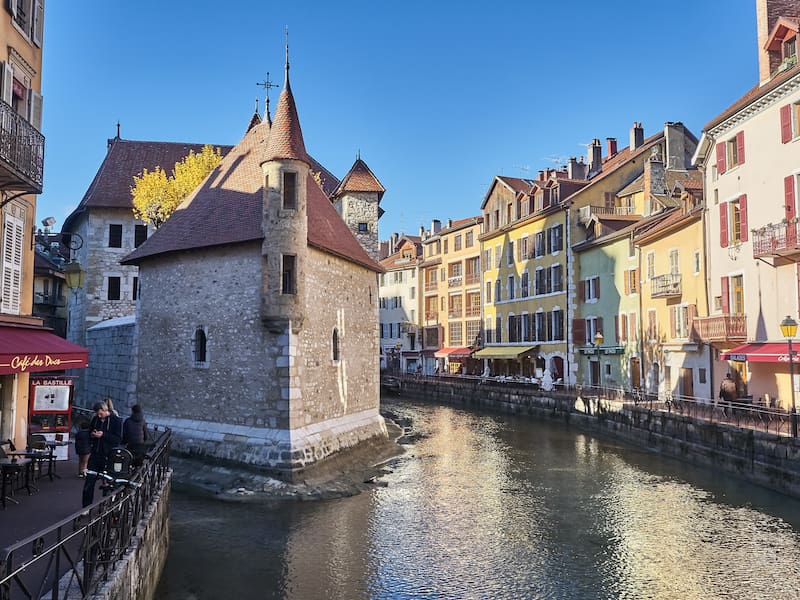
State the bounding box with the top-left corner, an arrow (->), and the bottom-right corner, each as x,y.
780,315 -> 798,437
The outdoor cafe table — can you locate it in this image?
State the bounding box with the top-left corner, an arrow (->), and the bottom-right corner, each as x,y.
43,439 -> 70,480
0,457 -> 33,509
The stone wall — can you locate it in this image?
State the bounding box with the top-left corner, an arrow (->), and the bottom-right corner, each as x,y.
335,192 -> 379,261
398,377 -> 800,498
136,242 -> 386,476
84,315 -> 138,410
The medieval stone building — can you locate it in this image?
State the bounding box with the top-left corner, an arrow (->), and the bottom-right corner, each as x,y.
123,63 -> 387,477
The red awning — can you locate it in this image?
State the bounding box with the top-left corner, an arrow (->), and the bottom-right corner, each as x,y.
434,347 -> 473,359
720,342 -> 798,363
0,326 -> 89,375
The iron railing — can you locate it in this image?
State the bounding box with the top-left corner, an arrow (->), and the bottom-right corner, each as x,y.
752,221 -> 800,258
0,428 -> 172,600
0,100 -> 44,193
650,273 -> 682,297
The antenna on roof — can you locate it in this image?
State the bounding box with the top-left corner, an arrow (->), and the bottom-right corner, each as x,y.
116,120 -> 120,139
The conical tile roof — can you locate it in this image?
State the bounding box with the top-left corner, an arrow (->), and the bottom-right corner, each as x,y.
333,158 -> 385,200
264,73 -> 309,164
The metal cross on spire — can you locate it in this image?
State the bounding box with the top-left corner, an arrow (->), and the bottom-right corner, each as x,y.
285,25 -> 289,75
256,72 -> 279,121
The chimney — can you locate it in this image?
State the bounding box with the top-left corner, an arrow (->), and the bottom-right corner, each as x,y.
757,0 -> 785,82
630,122 -> 644,150
538,170 -> 545,181
390,232 -> 399,252
606,137 -> 618,157
432,219 -> 441,234
664,122 -> 686,170
643,148 -> 666,213
588,139 -> 602,174
419,225 -> 425,238
447,218 -> 453,228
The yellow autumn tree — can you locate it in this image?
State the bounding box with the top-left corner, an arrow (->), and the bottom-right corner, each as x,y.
132,145 -> 223,229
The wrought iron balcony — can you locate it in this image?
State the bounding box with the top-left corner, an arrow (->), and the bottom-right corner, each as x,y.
448,275 -> 462,288
464,272 -> 480,286
650,273 -> 682,298
0,100 -> 44,193
693,314 -> 747,342
465,305 -> 481,317
424,281 -> 438,293
752,221 -> 800,259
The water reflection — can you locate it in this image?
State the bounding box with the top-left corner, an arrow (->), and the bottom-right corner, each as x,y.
158,397 -> 800,599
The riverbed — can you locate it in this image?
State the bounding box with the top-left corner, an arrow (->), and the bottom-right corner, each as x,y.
156,395 -> 800,599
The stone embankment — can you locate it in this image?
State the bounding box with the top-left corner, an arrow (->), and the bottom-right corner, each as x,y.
395,376 -> 800,499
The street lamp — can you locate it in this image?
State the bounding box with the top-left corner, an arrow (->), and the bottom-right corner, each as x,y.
593,331 -> 604,348
780,315 -> 798,437
64,260 -> 85,294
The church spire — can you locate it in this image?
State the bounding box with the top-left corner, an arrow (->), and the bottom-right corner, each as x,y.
264,28 -> 308,164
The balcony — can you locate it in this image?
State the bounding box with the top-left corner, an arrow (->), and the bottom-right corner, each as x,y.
0,100 -> 44,193
465,305 -> 480,317
424,281 -> 438,293
578,204 -> 638,224
448,308 -> 463,319
448,275 -> 462,288
424,311 -> 438,322
693,314 -> 747,342
465,272 -> 480,286
33,293 -> 65,307
650,273 -> 682,298
753,221 -> 800,259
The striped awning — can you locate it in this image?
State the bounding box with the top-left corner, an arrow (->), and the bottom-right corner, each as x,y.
472,345 -> 538,359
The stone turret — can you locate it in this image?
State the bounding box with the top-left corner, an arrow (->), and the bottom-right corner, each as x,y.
332,156 -> 385,261
261,61 -> 309,334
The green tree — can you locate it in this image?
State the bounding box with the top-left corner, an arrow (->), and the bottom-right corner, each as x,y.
132,145 -> 222,229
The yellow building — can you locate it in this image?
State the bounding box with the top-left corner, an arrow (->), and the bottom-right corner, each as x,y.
477,173 -> 587,379
420,217 -> 483,374
0,3 -> 87,449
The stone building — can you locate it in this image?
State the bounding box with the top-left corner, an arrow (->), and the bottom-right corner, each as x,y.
332,157 -> 385,262
62,136 -> 232,403
122,62 -> 387,477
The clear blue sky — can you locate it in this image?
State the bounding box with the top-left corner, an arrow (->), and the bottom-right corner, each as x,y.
38,1 -> 757,238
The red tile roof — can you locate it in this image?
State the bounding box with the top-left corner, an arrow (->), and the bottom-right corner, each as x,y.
264,76 -> 309,164
497,176 -> 535,194
64,138 -> 233,231
333,158 -> 386,199
122,119 -> 380,272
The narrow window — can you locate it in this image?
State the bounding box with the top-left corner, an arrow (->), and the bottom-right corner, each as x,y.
133,276 -> 139,301
332,328 -> 340,361
194,328 -> 207,364
134,224 -> 148,248
107,276 -> 120,300
281,254 -> 296,294
283,172 -> 297,209
108,224 -> 122,248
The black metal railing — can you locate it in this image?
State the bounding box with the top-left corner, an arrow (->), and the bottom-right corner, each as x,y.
0,428 -> 171,600
0,100 -> 44,193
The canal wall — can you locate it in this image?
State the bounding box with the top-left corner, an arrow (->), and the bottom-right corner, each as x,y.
396,377 -> 800,499
90,470 -> 171,600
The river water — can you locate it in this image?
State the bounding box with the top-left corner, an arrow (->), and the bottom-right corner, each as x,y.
156,396 -> 800,599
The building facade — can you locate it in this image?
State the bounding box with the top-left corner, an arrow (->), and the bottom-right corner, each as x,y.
123,63 -> 387,477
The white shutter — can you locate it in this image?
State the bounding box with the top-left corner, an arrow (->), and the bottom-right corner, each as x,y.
32,0 -> 43,47
1,62 -> 13,105
7,0 -> 17,19
1,209 -> 25,314
30,90 -> 42,130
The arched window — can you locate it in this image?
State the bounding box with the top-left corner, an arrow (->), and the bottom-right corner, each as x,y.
193,327 -> 207,366
332,328 -> 340,362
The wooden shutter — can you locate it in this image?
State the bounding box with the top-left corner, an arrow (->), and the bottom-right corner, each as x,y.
787,175 -> 797,221
1,62 -> 13,105
621,314 -> 627,342
716,142 -> 727,174
781,105 -> 794,144
739,195 -> 748,241
615,315 -> 620,342
669,307 -> 677,339
624,271 -> 630,295
596,276 -> 601,299
30,91 -> 42,131
736,131 -> 745,165
1,209 -> 24,314
578,279 -> 585,302
719,203 -> 729,248
628,312 -> 636,341
687,304 -> 697,341
32,0 -> 43,47
721,277 -> 730,314
572,319 -> 586,344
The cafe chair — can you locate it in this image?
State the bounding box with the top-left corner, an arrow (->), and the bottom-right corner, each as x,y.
27,434 -> 49,481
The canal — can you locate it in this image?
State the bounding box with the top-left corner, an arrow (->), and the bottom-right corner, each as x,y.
156,395 -> 800,599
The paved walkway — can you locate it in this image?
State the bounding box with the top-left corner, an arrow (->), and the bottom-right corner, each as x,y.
0,452 -> 85,550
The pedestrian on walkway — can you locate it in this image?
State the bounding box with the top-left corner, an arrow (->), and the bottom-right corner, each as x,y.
719,372 -> 737,415
122,404 -> 148,466
82,401 -> 123,507
74,420 -> 91,477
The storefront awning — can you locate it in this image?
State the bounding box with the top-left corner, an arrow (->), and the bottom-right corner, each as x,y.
720,342 -> 797,363
434,347 -> 473,359
473,345 -> 538,359
0,326 -> 89,375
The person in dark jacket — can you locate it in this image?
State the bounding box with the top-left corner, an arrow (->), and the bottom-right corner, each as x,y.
74,420 -> 92,477
82,401 -> 123,507
122,404 -> 148,465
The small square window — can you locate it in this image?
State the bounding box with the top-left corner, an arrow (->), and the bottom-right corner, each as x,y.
358,222 -> 368,232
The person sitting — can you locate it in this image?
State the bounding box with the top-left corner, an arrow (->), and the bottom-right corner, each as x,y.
122,404 -> 149,466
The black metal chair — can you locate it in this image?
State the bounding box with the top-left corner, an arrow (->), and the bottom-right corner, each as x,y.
27,434 -> 50,481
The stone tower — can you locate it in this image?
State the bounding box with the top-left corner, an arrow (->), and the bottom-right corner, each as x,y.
332,157 -> 385,261
261,59 -> 310,336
